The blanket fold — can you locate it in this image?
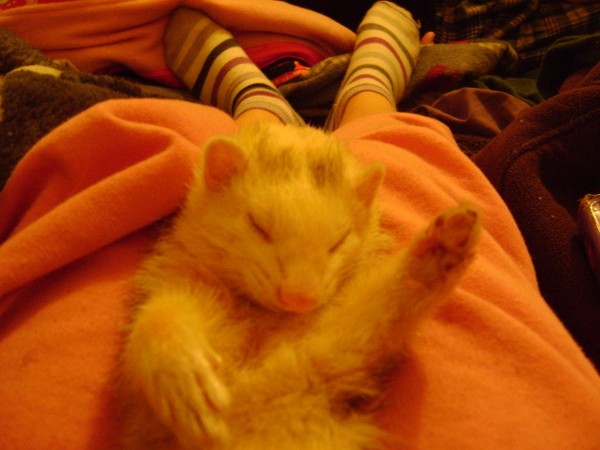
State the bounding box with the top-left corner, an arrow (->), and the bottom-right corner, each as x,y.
0,100 -> 236,301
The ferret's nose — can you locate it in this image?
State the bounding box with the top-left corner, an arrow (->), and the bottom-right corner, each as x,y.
277,288 -> 319,313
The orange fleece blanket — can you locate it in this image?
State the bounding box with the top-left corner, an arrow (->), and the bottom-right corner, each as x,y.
0,0 -> 355,85
1,99 -> 599,448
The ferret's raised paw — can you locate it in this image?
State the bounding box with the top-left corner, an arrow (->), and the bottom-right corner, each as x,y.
406,204 -> 481,288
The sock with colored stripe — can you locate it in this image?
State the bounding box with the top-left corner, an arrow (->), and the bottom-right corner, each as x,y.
327,1 -> 420,129
164,7 -> 304,125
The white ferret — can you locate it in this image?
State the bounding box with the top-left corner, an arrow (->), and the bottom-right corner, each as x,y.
119,122 -> 480,450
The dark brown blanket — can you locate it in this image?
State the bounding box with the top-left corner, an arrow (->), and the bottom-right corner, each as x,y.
473,62 -> 600,369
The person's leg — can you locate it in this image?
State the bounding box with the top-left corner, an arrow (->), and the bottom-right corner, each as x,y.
336,91 -> 397,128
234,109 -> 283,127
163,7 -> 303,126
328,1 -> 421,130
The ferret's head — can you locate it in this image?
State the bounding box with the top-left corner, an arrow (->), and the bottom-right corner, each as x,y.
179,123 -> 385,314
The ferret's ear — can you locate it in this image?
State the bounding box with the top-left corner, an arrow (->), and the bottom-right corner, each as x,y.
202,136 -> 248,191
355,163 -> 385,207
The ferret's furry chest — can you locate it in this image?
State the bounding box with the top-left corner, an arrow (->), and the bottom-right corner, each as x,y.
213,289 -> 325,366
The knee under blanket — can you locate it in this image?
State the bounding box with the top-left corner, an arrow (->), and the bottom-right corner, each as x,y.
0,100 -> 599,448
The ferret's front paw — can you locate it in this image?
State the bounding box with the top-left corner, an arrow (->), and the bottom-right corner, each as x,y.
407,204 -> 481,287
148,345 -> 231,447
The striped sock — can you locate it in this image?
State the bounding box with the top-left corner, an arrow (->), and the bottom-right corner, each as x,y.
164,7 -> 304,125
327,1 -> 420,129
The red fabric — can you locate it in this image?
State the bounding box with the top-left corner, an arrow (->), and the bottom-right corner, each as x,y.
244,41 -> 325,70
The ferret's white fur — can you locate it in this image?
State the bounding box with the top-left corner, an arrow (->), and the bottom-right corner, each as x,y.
119,123 -> 480,450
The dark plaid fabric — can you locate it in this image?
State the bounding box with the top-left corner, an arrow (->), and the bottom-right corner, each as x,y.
434,0 -> 600,71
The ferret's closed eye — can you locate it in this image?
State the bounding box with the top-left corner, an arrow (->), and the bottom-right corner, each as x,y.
248,214 -> 272,243
329,230 -> 350,254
